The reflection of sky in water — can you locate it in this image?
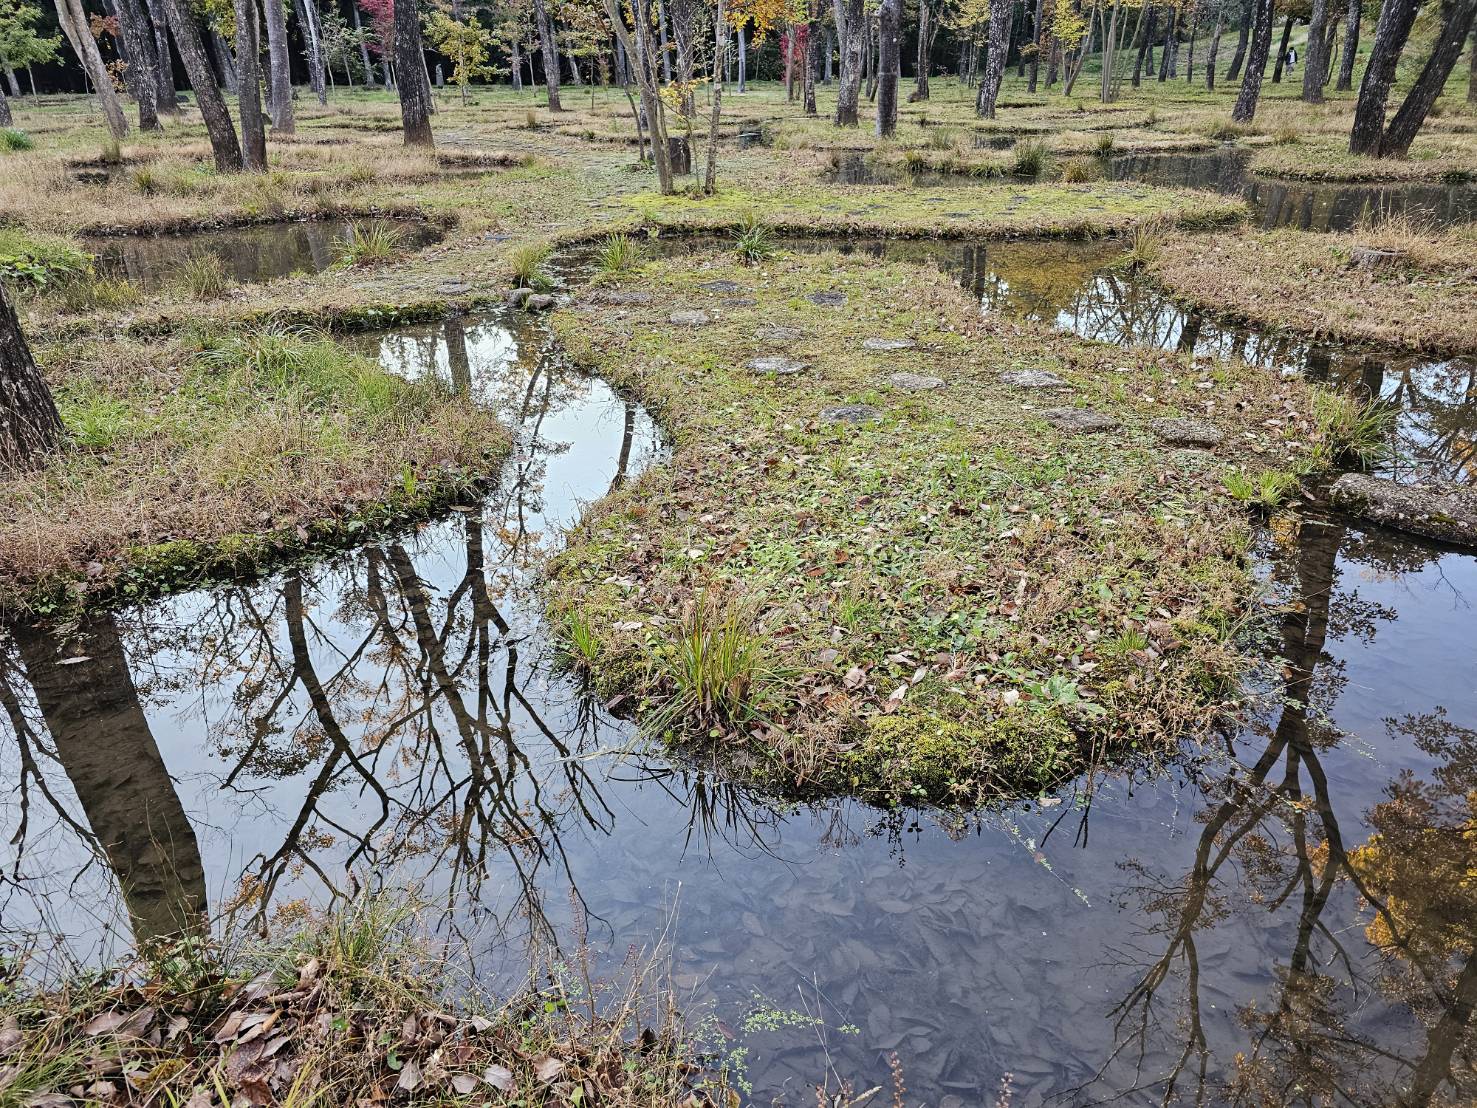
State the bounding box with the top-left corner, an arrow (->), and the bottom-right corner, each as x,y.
5,308 -> 1477,1105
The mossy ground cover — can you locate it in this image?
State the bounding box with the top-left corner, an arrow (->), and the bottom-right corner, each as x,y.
1150,222 -> 1477,355
0,327 -> 508,617
546,246 -> 1334,806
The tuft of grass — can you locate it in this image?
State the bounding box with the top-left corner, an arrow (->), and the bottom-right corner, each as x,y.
1012,140 -> 1052,177
0,127 -> 34,152
1122,221 -> 1165,268
1094,132 -> 1116,157
1312,389 -> 1393,468
507,241 -> 553,290
649,592 -> 777,735
595,231 -> 644,275
733,213 -> 776,265
100,136 -> 122,164
525,108 -> 539,129
1271,123 -> 1301,145
1059,158 -> 1102,183
171,250 -> 234,299
332,220 -> 404,268
53,274 -> 139,312
1222,468 -> 1300,508
558,609 -> 602,672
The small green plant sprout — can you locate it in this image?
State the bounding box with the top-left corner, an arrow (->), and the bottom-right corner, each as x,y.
1012,140 -> 1051,177
1101,627 -> 1150,658
1094,131 -> 1115,157
1222,468 -> 1299,508
558,609 -> 601,671
649,591 -> 776,735
732,213 -> 775,266
333,220 -> 404,267
595,232 -> 644,275
507,242 -> 554,290
172,250 -> 234,299
1311,388 -> 1393,468
0,128 -> 34,152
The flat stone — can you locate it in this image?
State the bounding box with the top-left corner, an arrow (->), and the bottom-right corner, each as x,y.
1149,417 -> 1224,448
598,290 -> 654,304
436,280 -> 472,295
754,325 -> 804,343
1042,406 -> 1118,432
821,404 -> 883,425
864,337 -> 917,351
747,356 -> 808,375
506,286 -> 534,306
887,371 -> 945,390
699,279 -> 747,293
807,290 -> 847,306
1330,474 -> 1477,547
724,296 -> 757,308
669,309 -> 711,326
525,293 -> 556,310
1000,369 -> 1069,389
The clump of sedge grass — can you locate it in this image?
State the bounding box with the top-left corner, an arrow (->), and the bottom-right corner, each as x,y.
556,608 -> 602,672
54,274 -> 139,313
0,127 -> 34,152
1311,388 -> 1393,468
648,592 -> 777,735
333,220 -> 404,268
171,250 -> 234,299
733,213 -> 776,266
1059,158 -> 1102,183
1012,141 -> 1051,178
507,241 -> 554,290
100,136 -> 122,164
1222,468 -> 1299,508
1271,123 -> 1301,145
1094,132 -> 1115,157
595,231 -> 643,275
1121,221 -> 1165,268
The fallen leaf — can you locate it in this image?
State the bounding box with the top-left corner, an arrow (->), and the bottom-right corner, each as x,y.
483,1064 -> 514,1092
533,1056 -> 565,1083
449,1074 -> 478,1095
395,1059 -> 423,1093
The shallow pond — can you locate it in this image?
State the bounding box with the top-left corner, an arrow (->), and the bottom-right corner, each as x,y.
84,218 -> 442,292
4,288 -> 1477,1104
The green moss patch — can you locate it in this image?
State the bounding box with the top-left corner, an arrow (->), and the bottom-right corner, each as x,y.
547,247 -> 1329,806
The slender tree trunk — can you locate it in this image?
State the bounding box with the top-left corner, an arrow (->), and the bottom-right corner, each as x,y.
263,0 -> 293,130
115,0 -> 162,130
1337,0 -> 1361,88
1271,13 -> 1293,81
1028,0 -> 1045,89
1158,4 -> 1175,79
1226,6 -> 1251,79
211,29 -> 239,92
1134,5 -> 1156,86
1303,0 -> 1329,99
295,0 -> 328,104
824,26 -> 833,81
1102,0 -> 1122,100
866,13 -> 878,99
1381,0 -> 1477,155
395,0 -> 434,144
1469,21 -> 1477,101
143,0 -> 179,112
0,285 -> 63,472
804,5 -> 819,112
234,0 -> 268,169
1,64 -> 18,98
704,0 -> 724,191
875,0 -> 899,134
0,85 -> 11,127
1232,0 -> 1275,120
54,0 -> 130,138
915,0 -> 932,98
159,0 -> 242,168
1350,0 -> 1418,153
657,0 -> 672,80
533,0 -> 562,109
835,0 -> 863,123
512,37 -> 523,89
976,0 -> 1013,115
351,2 -> 376,84
1184,13 -> 1197,80
1206,9 -> 1223,88
738,21 -> 747,91
603,0 -> 672,191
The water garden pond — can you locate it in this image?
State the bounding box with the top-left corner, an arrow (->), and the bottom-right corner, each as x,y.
84,217 -> 442,291
4,297 -> 1476,1104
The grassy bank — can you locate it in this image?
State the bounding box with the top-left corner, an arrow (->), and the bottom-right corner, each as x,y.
0,325 -> 508,617
546,246 -> 1341,807
1149,221 -> 1477,356
0,894 -> 703,1107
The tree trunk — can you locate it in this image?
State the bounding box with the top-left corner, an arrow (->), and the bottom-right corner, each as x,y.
738,21 -> 747,91
115,0 -> 162,130
351,2 -> 376,84
234,0 -> 269,169
603,0 -> 672,191
54,0 -> 130,138
0,285 -> 63,472
835,0 -> 863,123
976,0 -> 1013,116
263,0 -> 293,130
1184,13 -> 1197,80
143,0 -> 179,112
1158,4 -> 1175,79
1028,0 -> 1045,89
824,26 -> 833,81
1134,5 -> 1156,86
1350,0 -> 1418,154
1232,0 -> 1275,120
2,64 -> 18,98
1271,13 -> 1293,81
395,0 -> 434,145
804,6 -> 819,112
159,0 -> 243,169
704,0 -> 724,191
1102,0 -> 1121,100
1380,0 -> 1477,155
295,0 -> 328,104
1226,6 -> 1251,80
1337,0 -> 1361,88
875,0 -> 899,134
915,0 -> 931,98
1303,0 -> 1329,99
211,29 -> 239,92
1469,21 -> 1476,101
657,0 -> 672,80
0,84 -> 11,127
533,0 -> 562,109
512,36 -> 523,89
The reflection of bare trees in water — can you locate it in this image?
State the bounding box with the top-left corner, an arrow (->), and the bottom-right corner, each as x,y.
1074,512 -> 1477,1106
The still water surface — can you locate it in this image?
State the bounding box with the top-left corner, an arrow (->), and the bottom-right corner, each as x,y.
3,259 -> 1476,1104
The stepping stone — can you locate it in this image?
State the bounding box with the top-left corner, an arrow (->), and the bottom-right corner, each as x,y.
1149,417 -> 1224,448
437,279 -> 472,295
599,290 -> 654,304
821,404 -> 883,425
724,297 -> 757,308
807,291 -> 847,306
506,286 -> 534,306
669,309 -> 711,326
747,356 -> 808,375
1330,474 -> 1477,547
1001,369 -> 1069,389
864,337 -> 917,351
1042,407 -> 1118,432
887,371 -> 944,390
525,293 -> 556,311
699,279 -> 747,292
754,325 -> 804,343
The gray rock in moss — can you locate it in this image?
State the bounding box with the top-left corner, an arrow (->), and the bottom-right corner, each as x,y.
1149,417 -> 1224,448
821,404 -> 883,425
1042,407 -> 1118,433
1330,474 -> 1477,546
